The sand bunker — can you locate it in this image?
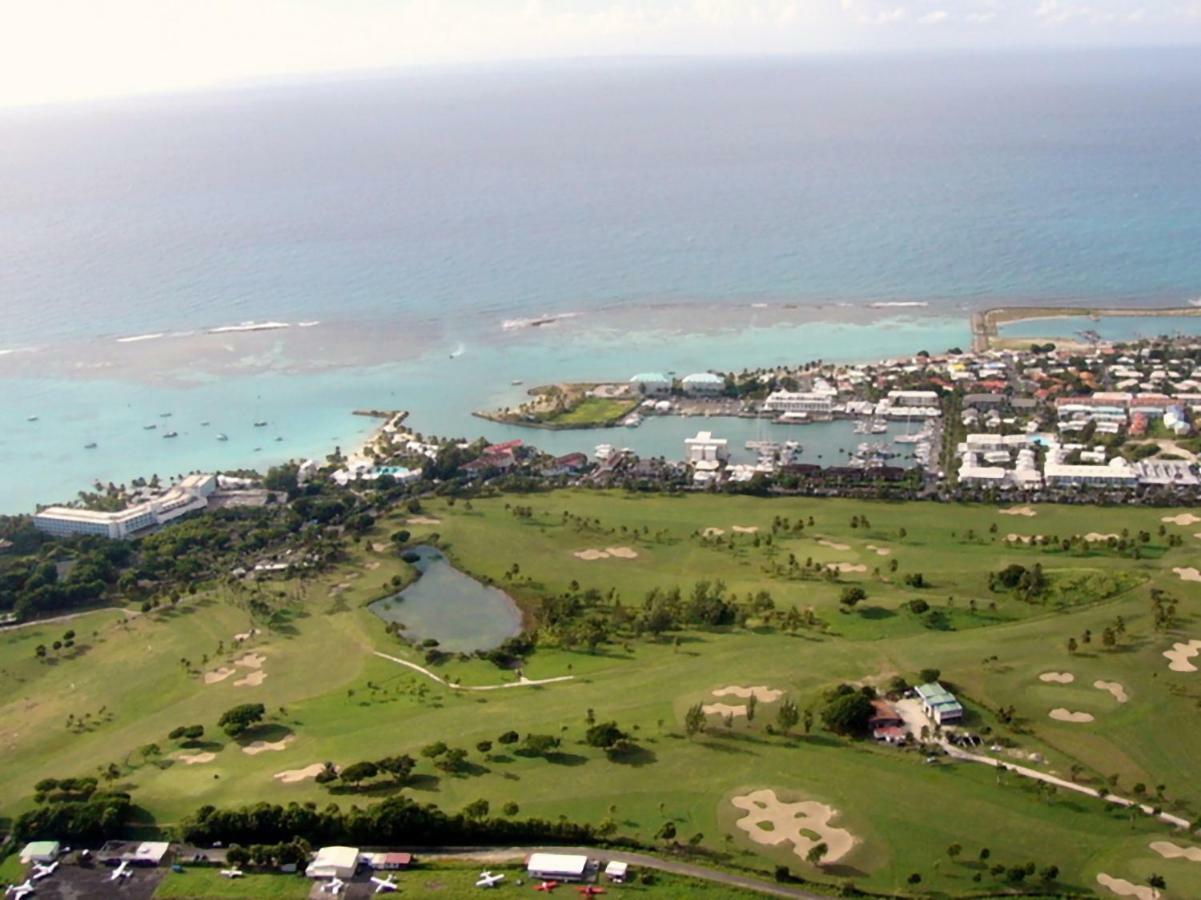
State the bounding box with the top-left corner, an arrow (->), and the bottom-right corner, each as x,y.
731,789 -> 856,865
407,516 -> 442,525
1162,513 -> 1201,526
235,652 -> 265,669
1049,708 -> 1094,723
702,527 -> 725,537
235,671 -> 267,687
999,506 -> 1037,517
732,526 -> 759,534
274,763 -> 329,784
1039,672 -> 1075,684
1173,567 -> 1201,582
1096,873 -> 1158,900
827,562 -> 867,573
178,752 -> 216,765
1163,639 -> 1201,672
1094,680 -> 1129,703
713,685 -> 784,702
233,628 -> 259,642
204,667 -> 236,685
865,544 -> 891,556
1083,532 -> 1120,542
702,703 -> 748,718
242,736 -> 294,755
1150,841 -> 1201,862
817,539 -> 851,551
572,546 -> 639,560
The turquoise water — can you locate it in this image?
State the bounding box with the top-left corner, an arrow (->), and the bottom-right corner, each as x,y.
1000,314 -> 1201,342
3,48 -> 1201,510
369,545 -> 522,653
0,314 -> 964,510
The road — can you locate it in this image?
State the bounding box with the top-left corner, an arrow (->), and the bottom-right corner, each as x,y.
0,606 -> 136,631
415,846 -> 828,899
941,742 -> 1191,829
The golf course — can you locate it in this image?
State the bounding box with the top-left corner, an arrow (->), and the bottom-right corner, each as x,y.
4,490 -> 1201,897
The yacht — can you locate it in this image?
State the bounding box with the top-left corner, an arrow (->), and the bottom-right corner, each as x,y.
274,436 -> 283,442
144,423 -> 157,430
200,421 -> 211,427
83,442 -> 97,449
26,415 -> 39,422
253,420 -> 268,427
163,431 -> 178,439
160,412 -> 172,418
870,420 -> 889,434
217,433 -> 229,442
853,421 -> 870,435
511,379 -> 524,386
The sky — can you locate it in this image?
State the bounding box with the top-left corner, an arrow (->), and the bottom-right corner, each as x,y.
2,0 -> 1200,107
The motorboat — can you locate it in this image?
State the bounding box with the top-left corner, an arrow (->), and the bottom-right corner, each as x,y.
84,442 -> 97,449
163,431 -> 178,439
217,434 -> 229,441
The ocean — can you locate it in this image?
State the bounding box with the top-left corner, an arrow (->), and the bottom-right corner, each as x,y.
2,48 -> 1201,511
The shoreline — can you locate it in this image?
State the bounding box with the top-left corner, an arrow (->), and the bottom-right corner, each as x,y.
973,304 -> 1201,351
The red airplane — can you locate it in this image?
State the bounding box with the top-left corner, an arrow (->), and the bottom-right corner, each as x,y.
577,888 -> 606,897
534,882 -> 560,893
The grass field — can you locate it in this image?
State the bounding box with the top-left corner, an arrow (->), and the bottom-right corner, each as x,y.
543,396 -> 640,427
151,862 -> 763,898
6,491 -> 1201,897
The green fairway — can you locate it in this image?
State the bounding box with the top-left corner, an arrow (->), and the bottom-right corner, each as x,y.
6,491 -> 1201,897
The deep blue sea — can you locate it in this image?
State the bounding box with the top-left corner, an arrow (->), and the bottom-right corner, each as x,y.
2,48 -> 1201,511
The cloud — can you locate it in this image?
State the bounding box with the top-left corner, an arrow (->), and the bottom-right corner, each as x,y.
918,9 -> 949,24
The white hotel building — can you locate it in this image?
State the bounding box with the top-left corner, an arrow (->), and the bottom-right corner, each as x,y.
762,390 -> 836,416
33,474 -> 217,540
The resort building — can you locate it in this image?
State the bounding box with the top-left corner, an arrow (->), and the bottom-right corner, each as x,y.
1043,456 -> 1138,488
629,372 -> 671,395
761,390 -> 835,416
887,389 -> 940,407
33,474 -> 216,540
685,430 -> 729,464
681,372 -> 725,394
527,853 -> 591,883
685,430 -> 729,486
915,682 -> 964,725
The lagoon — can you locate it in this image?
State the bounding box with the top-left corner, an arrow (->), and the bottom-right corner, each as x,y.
369,545 -> 523,653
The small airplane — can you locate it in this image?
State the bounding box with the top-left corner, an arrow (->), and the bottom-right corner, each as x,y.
31,861 -> 58,880
110,860 -> 132,882
320,876 -> 345,894
370,874 -> 399,893
6,880 -> 35,900
476,870 -> 506,888
576,888 -> 605,897
535,881 -> 561,892
219,868 -> 243,879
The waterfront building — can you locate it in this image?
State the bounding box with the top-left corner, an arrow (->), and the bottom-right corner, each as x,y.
681,372 -> 725,394
761,390 -> 835,416
629,372 -> 671,395
33,474 -> 215,540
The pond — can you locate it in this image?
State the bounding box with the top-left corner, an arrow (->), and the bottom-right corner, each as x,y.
368,545 -> 523,653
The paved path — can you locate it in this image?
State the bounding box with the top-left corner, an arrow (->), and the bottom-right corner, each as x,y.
415,846 -> 827,899
373,652 -> 574,691
0,606 -> 135,631
942,742 -> 1191,829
